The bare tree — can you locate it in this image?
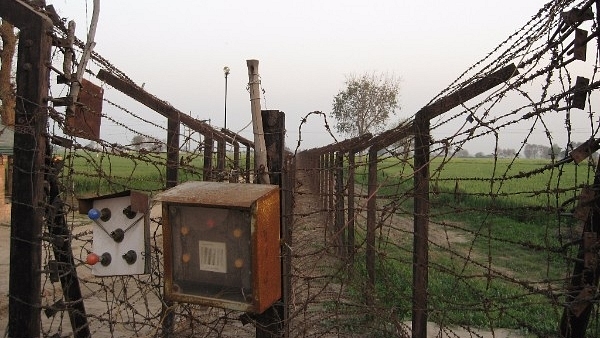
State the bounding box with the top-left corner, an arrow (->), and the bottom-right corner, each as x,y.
131,134 -> 145,150
331,72 -> 400,137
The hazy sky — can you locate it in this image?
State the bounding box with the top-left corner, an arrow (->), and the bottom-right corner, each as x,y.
46,0 -> 555,152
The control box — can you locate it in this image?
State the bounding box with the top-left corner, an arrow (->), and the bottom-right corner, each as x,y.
78,190 -> 150,276
154,181 -> 280,314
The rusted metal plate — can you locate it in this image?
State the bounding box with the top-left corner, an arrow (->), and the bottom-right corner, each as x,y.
154,181 -> 279,208
573,187 -> 594,221
158,181 -> 281,313
571,139 -> 600,164
570,285 -> 595,317
571,76 -> 589,110
66,78 -> 103,140
130,190 -> 149,213
574,29 -> 588,61
583,232 -> 598,269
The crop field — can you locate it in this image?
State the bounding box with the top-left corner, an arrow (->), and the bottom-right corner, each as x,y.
63,149 -> 228,196
346,156 -> 592,335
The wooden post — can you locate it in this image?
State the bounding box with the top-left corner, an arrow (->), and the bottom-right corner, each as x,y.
166,116 -> 179,188
328,151 -> 335,245
231,141 -> 240,183
217,139 -> 225,181
321,153 -> 327,209
203,137 -> 213,181
68,0 -> 99,116
335,151 -> 345,256
412,112 -> 430,338
1,1 -> 53,336
365,147 -> 378,306
347,151 -> 356,266
246,60 -> 270,184
256,109 -> 286,337
246,146 -> 252,183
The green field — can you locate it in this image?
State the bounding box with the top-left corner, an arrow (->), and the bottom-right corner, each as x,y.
62,149 -> 248,196
347,156 -> 592,336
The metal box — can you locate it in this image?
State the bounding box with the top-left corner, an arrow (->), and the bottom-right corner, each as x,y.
155,181 -> 281,313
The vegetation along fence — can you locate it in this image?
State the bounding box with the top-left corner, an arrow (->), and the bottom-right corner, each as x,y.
3,0 -> 600,337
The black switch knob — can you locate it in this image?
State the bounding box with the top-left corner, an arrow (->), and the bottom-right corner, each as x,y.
122,250 -> 137,265
111,228 -> 125,243
100,252 -> 112,266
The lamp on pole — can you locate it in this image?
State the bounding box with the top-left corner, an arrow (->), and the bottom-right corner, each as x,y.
223,66 -> 230,129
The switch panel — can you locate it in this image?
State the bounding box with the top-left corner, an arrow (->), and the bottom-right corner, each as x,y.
79,191 -> 150,276
155,181 -> 281,314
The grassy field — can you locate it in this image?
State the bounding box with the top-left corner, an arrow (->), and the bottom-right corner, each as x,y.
63,150 -> 248,196
347,156 -> 593,336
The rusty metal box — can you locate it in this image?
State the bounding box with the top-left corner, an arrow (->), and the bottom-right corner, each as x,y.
155,181 -> 281,313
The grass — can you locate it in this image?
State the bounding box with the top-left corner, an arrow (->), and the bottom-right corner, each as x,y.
63,149 -> 250,196
342,156 -> 589,336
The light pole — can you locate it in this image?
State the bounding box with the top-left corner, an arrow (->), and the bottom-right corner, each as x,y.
223,66 -> 230,129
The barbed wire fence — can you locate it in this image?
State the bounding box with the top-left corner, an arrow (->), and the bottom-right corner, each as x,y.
294,0 -> 600,337
3,0 -> 600,337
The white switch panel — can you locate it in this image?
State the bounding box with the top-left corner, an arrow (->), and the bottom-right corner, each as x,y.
87,195 -> 150,276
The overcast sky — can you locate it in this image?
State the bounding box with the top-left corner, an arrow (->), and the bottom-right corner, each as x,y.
46,0 -> 558,152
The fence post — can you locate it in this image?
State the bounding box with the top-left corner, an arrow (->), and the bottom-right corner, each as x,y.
347,151 -> 356,266
365,147 -> 378,306
203,136 -> 213,181
217,139 -> 226,181
255,109 -> 286,337
335,151 -> 346,257
319,153 -> 325,209
231,141 -> 240,182
413,112 -> 431,338
3,1 -> 53,336
246,145 -> 252,182
166,116 -> 179,188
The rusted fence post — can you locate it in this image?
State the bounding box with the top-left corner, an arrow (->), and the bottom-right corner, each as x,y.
2,1 -> 53,336
412,112 -> 430,338
347,151 -> 356,266
217,139 -> 226,181
328,152 -> 335,243
203,136 -> 213,181
335,151 -> 346,257
320,153 -> 326,209
166,116 -> 179,188
255,109 -> 286,337
231,141 -> 240,182
365,147 -> 378,306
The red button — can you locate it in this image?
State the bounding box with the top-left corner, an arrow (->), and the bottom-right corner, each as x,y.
86,252 -> 100,265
